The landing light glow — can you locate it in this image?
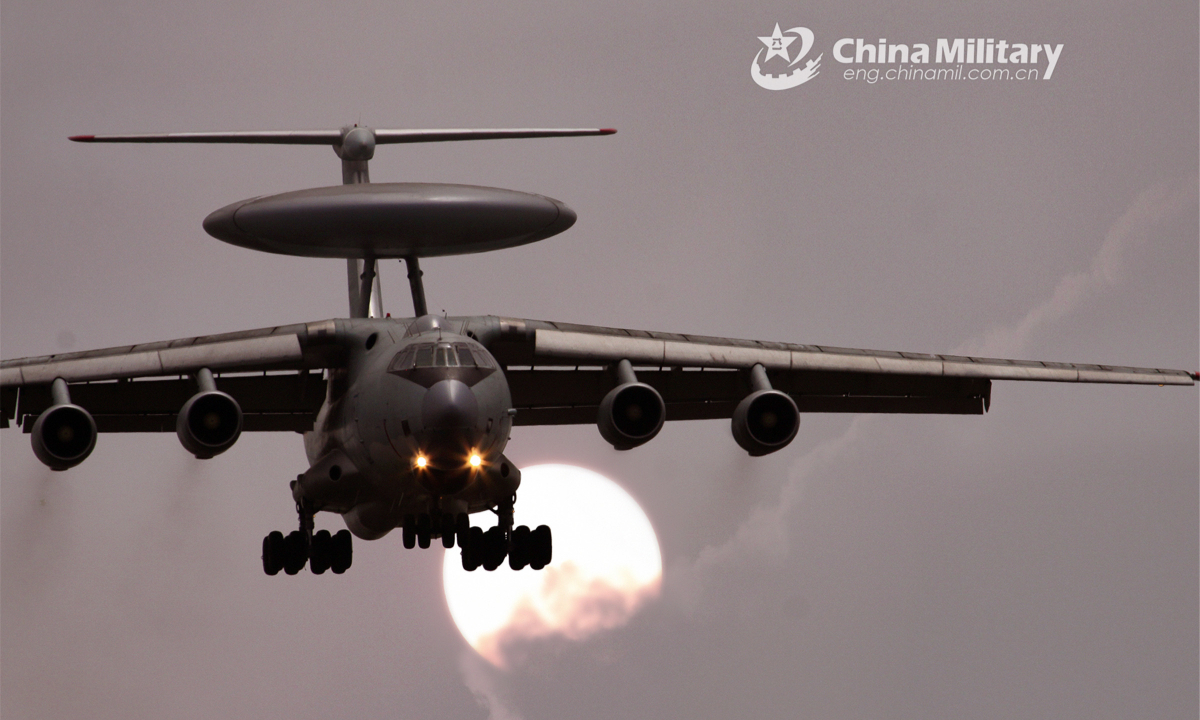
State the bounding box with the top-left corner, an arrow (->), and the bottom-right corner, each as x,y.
469,453 -> 482,468
415,455 -> 428,469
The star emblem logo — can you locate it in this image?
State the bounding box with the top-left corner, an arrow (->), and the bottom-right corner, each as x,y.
750,24 -> 823,91
758,23 -> 798,62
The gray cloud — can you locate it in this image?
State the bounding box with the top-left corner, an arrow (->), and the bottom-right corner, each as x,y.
475,563 -> 661,667
961,175 -> 1200,358
460,650 -> 524,720
664,177 -> 1198,623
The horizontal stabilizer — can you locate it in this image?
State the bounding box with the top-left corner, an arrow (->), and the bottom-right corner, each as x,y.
373,128 -> 615,144
70,131 -> 343,144
70,128 -> 615,145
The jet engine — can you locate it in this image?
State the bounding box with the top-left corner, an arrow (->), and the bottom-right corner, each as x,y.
731,365 -> 799,456
31,379 -> 97,470
177,368 -> 243,458
597,360 -> 665,450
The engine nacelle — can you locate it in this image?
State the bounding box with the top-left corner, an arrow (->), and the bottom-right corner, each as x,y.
597,382 -> 665,450
732,389 -> 799,456
177,390 -> 243,458
31,403 -> 98,470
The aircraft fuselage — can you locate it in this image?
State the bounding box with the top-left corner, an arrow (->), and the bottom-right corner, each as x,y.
298,316 -> 517,540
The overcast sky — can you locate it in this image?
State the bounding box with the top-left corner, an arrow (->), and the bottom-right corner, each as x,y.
2,1 -> 1196,718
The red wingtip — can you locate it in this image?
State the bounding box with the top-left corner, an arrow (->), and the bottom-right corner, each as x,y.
69,135 -> 95,142
599,128 -> 617,135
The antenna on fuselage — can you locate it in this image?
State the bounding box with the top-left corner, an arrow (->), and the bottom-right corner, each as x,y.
71,125 -> 615,318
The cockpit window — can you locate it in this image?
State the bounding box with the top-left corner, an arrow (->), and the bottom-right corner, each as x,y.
392,342 -> 492,369
390,341 -> 495,376
389,347 -> 414,371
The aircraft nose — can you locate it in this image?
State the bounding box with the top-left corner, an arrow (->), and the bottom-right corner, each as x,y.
421,379 -> 479,430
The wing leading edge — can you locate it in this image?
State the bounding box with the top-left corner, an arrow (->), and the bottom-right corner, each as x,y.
480,317 -> 1195,426
1,320 -> 345,432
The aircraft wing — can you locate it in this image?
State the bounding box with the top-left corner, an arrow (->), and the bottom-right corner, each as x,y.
481,317 -> 1197,426
0,320 -> 342,432
4,314 -> 1193,433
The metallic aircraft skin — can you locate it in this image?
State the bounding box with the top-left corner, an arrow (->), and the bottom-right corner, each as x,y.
297,316 -> 516,540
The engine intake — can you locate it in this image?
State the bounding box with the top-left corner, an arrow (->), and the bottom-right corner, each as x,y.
31,379 -> 97,470
177,368 -> 243,458
731,365 -> 799,456
597,360 -> 665,450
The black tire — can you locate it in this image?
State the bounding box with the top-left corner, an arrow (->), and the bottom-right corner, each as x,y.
262,531 -> 285,575
463,527 -> 484,571
441,513 -> 456,549
529,525 -> 552,570
460,525 -> 475,571
482,527 -> 505,571
402,514 -> 416,549
309,529 -> 332,575
417,513 -> 431,549
455,513 -> 470,547
509,525 -> 530,571
330,529 -> 353,574
283,530 -> 307,575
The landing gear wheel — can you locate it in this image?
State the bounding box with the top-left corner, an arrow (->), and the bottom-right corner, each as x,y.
416,513 -> 432,549
482,527 -> 506,571
283,530 -> 308,575
462,526 -> 484,571
459,536 -> 473,571
529,525 -> 552,570
441,513 -> 456,549
262,531 -> 285,575
402,514 -> 416,549
508,525 -> 530,570
330,529 -> 353,574
455,513 -> 470,548
309,529 -> 332,574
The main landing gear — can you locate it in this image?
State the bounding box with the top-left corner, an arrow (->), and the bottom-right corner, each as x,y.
400,500 -> 552,572
260,501 -> 552,575
262,502 -> 352,576
460,523 -> 552,572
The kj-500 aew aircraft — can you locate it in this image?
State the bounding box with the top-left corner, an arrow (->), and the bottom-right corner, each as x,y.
2,127 -> 1195,577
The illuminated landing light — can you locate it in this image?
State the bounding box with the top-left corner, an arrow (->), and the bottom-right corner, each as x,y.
469,453 -> 482,468
415,455 -> 428,469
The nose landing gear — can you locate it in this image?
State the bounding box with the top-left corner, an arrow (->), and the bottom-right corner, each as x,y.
402,511 -> 471,550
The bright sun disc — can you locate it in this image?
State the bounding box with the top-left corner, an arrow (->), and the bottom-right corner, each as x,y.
442,464 -> 662,667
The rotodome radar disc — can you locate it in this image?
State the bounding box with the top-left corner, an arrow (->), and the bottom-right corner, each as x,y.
202,183 -> 577,259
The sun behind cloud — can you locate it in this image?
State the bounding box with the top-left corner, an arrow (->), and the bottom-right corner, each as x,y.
442,464 -> 662,667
